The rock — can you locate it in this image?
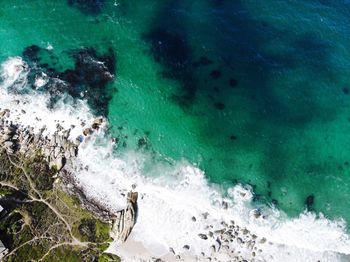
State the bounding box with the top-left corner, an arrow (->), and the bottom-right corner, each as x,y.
253,209 -> 261,219
305,194 -> 315,209
76,135 -> 84,143
191,216 -> 196,222
215,238 -> 221,251
198,234 -> 208,240
0,109 -> 10,117
214,229 -> 225,235
221,233 -> 231,241
242,228 -> 249,235
221,221 -> 228,227
110,191 -> 138,243
222,245 -> 229,252
3,141 -> 13,149
92,117 -> 103,130
202,212 -> 209,219
260,238 -> 266,244
83,128 -> 93,136
128,192 -> 138,204
183,245 -> 190,250
137,137 -> 147,148
54,146 -> 61,158
210,245 -> 216,254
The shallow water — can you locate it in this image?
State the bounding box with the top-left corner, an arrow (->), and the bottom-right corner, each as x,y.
1,0 -> 350,256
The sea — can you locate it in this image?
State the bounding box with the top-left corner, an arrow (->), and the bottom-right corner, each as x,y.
1,0 -> 350,261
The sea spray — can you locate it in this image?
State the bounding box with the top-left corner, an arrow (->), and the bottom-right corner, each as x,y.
1,57 -> 350,261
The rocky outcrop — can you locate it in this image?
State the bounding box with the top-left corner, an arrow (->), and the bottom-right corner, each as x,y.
0,108 -> 140,253
110,192 -> 138,243
0,110 -> 78,171
0,109 -> 106,171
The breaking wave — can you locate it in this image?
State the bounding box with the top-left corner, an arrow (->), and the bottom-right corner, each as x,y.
1,57 -> 350,261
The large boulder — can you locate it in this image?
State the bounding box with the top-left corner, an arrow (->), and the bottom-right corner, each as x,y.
110,191 -> 138,243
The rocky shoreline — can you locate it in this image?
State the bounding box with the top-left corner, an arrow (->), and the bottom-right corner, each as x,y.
0,106 -> 272,262
2,104 -> 347,262
0,108 -> 138,257
0,107 -> 273,262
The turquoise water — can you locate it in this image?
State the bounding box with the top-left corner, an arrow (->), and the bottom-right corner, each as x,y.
1,0 -> 350,225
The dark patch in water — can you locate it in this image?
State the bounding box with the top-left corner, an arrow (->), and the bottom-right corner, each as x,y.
138,137 -> 148,148
21,45 -> 116,116
67,0 -> 105,15
22,45 -> 41,62
305,194 -> 314,210
261,21 -> 269,27
214,102 -> 225,110
210,70 -> 221,79
144,28 -> 190,74
193,56 -> 213,67
60,47 -> 116,115
253,194 -> 261,202
61,47 -> 116,115
272,199 -> 278,205
229,78 -> 238,87
230,135 -> 237,140
342,87 -> 349,95
144,27 -> 197,104
211,0 -> 225,7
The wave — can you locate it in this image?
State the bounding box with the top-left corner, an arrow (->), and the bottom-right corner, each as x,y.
1,56 -> 350,261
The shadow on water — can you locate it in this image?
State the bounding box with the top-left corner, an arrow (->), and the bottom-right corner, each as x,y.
144,0 -> 343,215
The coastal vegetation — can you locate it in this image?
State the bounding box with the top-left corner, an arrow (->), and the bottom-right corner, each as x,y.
0,148 -> 120,261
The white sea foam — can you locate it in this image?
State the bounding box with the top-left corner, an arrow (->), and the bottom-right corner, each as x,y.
0,57 -> 94,139
1,57 -> 350,261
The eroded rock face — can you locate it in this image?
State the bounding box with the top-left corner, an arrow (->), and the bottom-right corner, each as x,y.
110,192 -> 138,243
